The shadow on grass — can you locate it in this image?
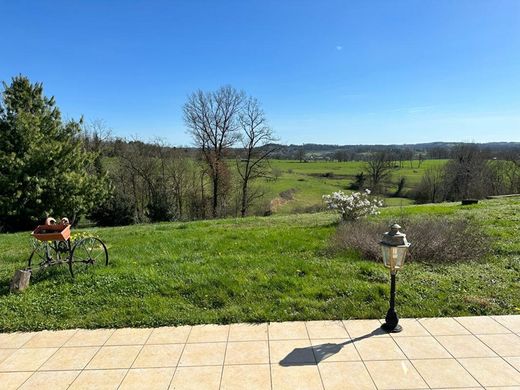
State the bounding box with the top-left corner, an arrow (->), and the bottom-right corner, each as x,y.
279,326 -> 385,366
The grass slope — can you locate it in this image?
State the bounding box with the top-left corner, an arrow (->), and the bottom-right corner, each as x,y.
258,159 -> 447,213
0,198 -> 518,332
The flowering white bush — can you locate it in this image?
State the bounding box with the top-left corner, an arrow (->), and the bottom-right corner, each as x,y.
322,189 -> 383,221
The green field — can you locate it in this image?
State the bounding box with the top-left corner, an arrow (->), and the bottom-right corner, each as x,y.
0,197 -> 518,332
256,159 -> 447,214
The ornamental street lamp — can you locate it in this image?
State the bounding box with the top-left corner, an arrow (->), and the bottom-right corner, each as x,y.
380,223 -> 411,333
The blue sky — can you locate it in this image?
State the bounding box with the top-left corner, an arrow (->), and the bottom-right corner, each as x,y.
2,0 -> 520,145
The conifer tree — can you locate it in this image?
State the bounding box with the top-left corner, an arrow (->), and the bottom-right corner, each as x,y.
0,75 -> 110,231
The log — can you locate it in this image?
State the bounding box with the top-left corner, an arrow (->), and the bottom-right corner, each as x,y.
10,269 -> 31,293
461,199 -> 478,205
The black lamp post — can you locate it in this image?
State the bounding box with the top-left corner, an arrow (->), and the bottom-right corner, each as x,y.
380,223 -> 410,333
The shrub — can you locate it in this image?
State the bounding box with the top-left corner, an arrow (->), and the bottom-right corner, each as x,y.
88,193 -> 135,226
323,189 -> 382,221
331,217 -> 491,263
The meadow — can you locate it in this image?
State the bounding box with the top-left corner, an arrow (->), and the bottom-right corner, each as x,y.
257,159 -> 447,213
0,197 -> 518,332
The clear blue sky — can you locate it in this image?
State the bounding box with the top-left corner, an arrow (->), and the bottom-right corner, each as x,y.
2,0 -> 520,145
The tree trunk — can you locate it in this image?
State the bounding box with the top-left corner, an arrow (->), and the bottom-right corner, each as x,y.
241,179 -> 248,217
10,269 -> 31,293
212,175 -> 218,218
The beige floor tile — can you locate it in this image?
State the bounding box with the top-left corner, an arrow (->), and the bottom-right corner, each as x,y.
505,356 -> 520,370
0,371 -> 33,390
132,344 -> 184,368
390,318 -> 430,337
437,335 -> 497,358
105,328 -> 152,345
221,364 -> 271,390
269,321 -> 309,340
187,324 -> 229,343
23,330 -> 77,348
0,349 -> 15,364
311,339 -> 361,363
69,368 -> 127,389
395,336 -> 451,359
169,365 -> 221,390
477,334 -> 520,357
271,364 -> 324,390
365,360 -> 428,389
343,319 -> 389,339
455,316 -> 511,335
458,357 -> 520,386
40,346 -> 99,370
492,315 -> 520,333
86,345 -> 142,369
482,387 -> 520,390
412,358 -> 481,388
225,341 -> 269,365
228,323 -> 268,341
419,317 -> 471,336
178,342 -> 226,366
120,367 -> 175,389
0,332 -> 36,349
147,326 -> 191,344
19,370 -> 80,390
0,348 -> 57,371
64,329 -> 114,347
305,321 -> 349,339
354,337 -> 406,360
270,339 -> 315,365
319,361 -> 375,389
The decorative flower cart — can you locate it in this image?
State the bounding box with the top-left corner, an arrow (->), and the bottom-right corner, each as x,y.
28,217 -> 108,278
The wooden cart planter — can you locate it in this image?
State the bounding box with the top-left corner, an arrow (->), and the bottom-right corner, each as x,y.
28,217 -> 108,278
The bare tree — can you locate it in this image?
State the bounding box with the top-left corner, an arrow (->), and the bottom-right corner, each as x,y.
443,144 -> 489,200
365,151 -> 395,193
296,145 -> 306,162
414,166 -> 445,203
236,97 -> 277,217
183,86 -> 245,217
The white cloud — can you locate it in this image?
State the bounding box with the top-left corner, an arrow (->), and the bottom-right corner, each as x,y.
336,45 -> 343,51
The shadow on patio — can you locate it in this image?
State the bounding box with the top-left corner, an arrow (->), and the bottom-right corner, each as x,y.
279,326 -> 385,366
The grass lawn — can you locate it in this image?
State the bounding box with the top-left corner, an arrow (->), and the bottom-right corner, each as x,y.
0,197 -> 518,332
255,159 -> 447,214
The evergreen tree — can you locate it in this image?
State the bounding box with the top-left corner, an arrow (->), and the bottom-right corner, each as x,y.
0,75 -> 110,231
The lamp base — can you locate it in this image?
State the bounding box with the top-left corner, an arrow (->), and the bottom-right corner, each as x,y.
381,323 -> 402,333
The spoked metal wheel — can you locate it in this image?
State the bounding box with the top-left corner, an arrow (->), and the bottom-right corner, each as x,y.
27,239 -> 53,269
69,237 -> 109,277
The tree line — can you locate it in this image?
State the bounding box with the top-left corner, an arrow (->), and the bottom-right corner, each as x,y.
0,77 -> 277,231
1,75 -> 519,231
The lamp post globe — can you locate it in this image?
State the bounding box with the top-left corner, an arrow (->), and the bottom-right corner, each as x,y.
380,223 -> 410,333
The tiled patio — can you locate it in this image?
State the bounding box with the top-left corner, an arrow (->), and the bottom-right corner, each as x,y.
0,315 -> 519,389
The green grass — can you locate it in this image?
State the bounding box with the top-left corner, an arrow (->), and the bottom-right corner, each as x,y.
255,159 -> 446,214
0,198 -> 518,332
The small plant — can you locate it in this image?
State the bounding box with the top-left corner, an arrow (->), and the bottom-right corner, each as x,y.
330,217 -> 491,263
322,189 -> 383,221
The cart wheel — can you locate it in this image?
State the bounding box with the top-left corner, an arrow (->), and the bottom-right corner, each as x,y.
28,239 -> 52,269
69,237 -> 109,277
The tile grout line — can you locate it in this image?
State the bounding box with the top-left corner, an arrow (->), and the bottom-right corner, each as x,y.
384,320 -> 431,390
304,321 -> 325,390
412,318 -> 485,389
16,329 -> 79,390
488,315 -> 517,334
453,316 -> 520,375
341,320 -> 380,390
116,329 -> 154,390
166,326 -> 193,390
473,316 -> 520,375
217,325 -> 231,390
267,322 -> 273,390
65,328 -> 115,389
